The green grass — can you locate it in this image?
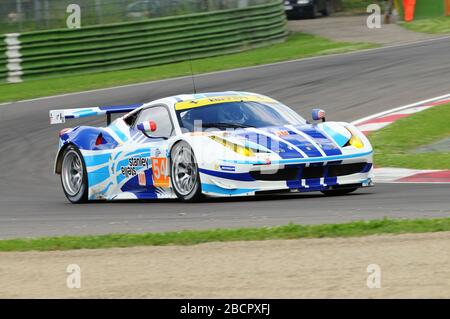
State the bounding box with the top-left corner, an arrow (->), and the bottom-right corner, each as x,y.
341,0 -> 376,14
0,217 -> 449,252
401,17 -> 450,34
370,103 -> 450,169
0,33 -> 376,104
410,0 -> 445,20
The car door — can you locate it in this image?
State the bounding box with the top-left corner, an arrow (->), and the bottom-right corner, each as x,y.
114,105 -> 174,197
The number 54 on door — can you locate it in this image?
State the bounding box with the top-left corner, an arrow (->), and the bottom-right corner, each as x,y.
151,157 -> 170,187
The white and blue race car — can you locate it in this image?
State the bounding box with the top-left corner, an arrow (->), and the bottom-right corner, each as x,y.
50,92 -> 374,203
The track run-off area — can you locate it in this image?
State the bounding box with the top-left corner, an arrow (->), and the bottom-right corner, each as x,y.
0,37 -> 449,239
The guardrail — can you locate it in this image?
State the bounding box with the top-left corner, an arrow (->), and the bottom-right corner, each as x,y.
0,37 -> 6,83
1,2 -> 287,83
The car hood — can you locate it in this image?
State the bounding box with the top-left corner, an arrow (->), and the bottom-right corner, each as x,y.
216,123 -> 352,159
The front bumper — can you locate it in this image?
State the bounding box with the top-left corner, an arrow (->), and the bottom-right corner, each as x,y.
199,152 -> 375,197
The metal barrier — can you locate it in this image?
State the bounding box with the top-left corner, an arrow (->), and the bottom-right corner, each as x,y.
1,1 -> 287,83
0,37 -> 6,82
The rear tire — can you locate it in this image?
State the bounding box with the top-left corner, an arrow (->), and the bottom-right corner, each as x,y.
170,141 -> 203,202
60,145 -> 88,203
321,188 -> 357,196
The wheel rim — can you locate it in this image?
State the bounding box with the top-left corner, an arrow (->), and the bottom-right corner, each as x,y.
62,150 -> 84,196
172,146 -> 197,196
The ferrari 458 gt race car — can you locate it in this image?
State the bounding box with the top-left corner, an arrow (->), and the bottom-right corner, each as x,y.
50,92 -> 374,203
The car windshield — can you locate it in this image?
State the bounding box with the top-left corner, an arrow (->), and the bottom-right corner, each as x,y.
176,101 -> 306,132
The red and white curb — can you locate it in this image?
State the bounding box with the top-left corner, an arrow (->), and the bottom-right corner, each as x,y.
352,93 -> 450,135
373,168 -> 450,184
351,94 -> 450,184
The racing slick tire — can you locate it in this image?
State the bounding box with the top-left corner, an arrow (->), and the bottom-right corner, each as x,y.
170,141 -> 203,202
60,145 -> 88,203
321,188 -> 357,196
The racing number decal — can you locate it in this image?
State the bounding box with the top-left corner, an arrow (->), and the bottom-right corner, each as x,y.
151,157 -> 170,187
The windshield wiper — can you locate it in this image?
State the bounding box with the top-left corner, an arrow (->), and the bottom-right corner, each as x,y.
202,122 -> 255,129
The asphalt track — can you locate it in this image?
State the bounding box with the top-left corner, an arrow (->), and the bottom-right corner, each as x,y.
1,38 -> 450,239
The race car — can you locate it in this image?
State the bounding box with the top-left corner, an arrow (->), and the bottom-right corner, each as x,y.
50,92 -> 374,203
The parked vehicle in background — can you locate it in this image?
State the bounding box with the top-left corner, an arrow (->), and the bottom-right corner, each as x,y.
284,0 -> 333,19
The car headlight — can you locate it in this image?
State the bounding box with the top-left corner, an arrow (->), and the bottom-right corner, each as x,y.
345,127 -> 364,149
209,136 -> 255,157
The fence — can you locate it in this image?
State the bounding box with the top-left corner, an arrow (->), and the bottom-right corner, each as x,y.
0,41 -> 6,81
0,0 -> 274,33
1,1 -> 287,83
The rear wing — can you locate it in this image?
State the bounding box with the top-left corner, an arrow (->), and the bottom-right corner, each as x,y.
49,104 -> 142,125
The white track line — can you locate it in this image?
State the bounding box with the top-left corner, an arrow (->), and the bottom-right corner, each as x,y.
351,93 -> 450,125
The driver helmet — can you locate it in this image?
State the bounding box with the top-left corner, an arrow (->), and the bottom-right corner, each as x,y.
218,104 -> 247,124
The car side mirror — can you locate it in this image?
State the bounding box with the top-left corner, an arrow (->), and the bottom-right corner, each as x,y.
312,109 -> 326,122
137,121 -> 157,134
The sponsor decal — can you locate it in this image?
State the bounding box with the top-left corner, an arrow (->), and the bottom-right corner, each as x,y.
121,166 -> 137,178
175,95 -> 275,111
138,172 -> 146,186
129,157 -> 150,167
121,157 -> 150,178
275,130 -> 289,137
50,110 -> 66,124
220,165 -> 236,172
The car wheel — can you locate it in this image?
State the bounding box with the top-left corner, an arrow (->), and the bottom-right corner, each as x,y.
321,188 -> 358,196
61,145 -> 88,203
170,141 -> 203,202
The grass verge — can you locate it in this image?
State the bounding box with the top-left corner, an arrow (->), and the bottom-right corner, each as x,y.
0,33 -> 376,104
0,217 -> 449,252
370,102 -> 450,169
341,0 -> 375,14
401,17 -> 450,34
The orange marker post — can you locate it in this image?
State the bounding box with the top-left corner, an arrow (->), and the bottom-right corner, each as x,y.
403,0 -> 416,22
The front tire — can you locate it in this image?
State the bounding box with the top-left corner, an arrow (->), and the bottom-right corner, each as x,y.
170,141 -> 203,202
60,145 -> 88,203
321,188 -> 357,196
